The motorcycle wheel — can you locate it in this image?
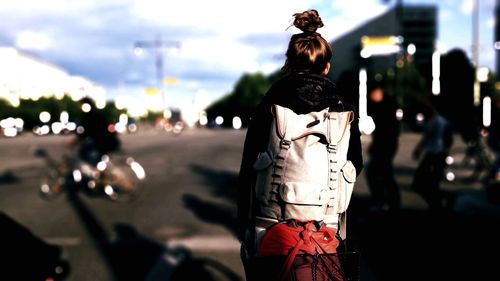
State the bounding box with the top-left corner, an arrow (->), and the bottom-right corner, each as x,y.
39,168 -> 65,200
100,158 -> 145,202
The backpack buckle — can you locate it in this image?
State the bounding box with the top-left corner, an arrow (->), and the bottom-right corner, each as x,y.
280,139 -> 291,149
327,144 -> 336,152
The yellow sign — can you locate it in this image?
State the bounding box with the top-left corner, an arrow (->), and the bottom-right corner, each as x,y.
361,36 -> 400,47
163,77 -> 178,85
145,87 -> 160,96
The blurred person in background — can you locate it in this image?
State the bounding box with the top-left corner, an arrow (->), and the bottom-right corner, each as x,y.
70,96 -> 121,165
335,70 -> 359,111
365,79 -> 401,212
451,94 -> 500,213
411,98 -> 453,211
437,49 -> 485,181
437,49 -> 477,144
487,94 -> 500,180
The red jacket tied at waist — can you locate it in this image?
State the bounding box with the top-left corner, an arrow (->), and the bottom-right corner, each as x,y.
257,220 -> 340,281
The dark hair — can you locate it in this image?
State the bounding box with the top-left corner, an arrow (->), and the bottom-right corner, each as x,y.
282,9 -> 333,75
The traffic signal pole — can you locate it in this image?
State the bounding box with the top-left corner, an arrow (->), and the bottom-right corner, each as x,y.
134,37 -> 181,109
472,0 -> 481,107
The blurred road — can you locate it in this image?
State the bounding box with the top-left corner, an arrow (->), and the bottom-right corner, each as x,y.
0,128 -> 499,281
0,128 -> 245,281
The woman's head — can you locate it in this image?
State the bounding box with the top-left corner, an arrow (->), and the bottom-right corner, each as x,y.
282,9 -> 332,76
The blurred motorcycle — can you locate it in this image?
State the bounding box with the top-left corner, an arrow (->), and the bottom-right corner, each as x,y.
444,134 -> 496,183
34,147 -> 146,202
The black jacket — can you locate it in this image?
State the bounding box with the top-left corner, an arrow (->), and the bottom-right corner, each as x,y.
79,110 -> 121,154
367,94 -> 400,157
236,73 -> 364,238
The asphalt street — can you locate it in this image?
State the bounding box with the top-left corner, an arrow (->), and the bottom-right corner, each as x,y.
0,128 -> 499,281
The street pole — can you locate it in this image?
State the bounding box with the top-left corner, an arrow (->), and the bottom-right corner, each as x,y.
473,0 -> 481,107
134,36 -> 181,110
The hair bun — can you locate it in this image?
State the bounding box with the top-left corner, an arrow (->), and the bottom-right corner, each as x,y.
292,9 -> 324,33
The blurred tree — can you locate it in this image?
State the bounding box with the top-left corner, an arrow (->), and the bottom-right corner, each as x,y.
139,110 -> 163,123
206,72 -> 278,127
0,99 -> 14,120
389,57 -> 427,108
100,101 -> 126,123
373,56 -> 427,131
335,55 -> 429,132
59,95 -> 83,121
0,95 -> 125,133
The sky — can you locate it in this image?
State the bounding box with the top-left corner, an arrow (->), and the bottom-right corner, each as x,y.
0,0 -> 498,112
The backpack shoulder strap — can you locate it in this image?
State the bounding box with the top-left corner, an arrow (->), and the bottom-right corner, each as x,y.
326,110 -> 354,144
271,105 -> 292,200
325,109 -> 354,240
274,105 -> 289,141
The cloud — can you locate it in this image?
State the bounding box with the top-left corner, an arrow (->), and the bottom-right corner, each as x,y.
487,17 -> 495,29
461,0 -> 474,15
131,0 -> 312,37
178,36 -> 259,72
0,0 -> 312,103
15,30 -> 52,51
0,0 -> 496,111
0,0 -> 131,14
322,1 -> 389,40
439,8 -> 454,22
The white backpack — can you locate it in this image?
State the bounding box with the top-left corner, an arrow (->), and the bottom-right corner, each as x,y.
253,104 -> 357,238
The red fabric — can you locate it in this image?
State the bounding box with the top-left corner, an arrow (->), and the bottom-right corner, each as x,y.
258,221 -> 339,256
257,221 -> 340,281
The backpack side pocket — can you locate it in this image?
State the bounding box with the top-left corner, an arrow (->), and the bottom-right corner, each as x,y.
336,160 -> 356,214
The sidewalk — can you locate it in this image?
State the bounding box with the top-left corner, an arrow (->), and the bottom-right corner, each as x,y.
352,132 -> 500,281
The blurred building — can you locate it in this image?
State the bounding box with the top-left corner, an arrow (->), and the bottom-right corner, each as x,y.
496,0 -> 500,76
0,47 -> 106,107
328,4 -> 437,85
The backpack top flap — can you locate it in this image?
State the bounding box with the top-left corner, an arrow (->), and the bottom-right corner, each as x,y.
274,104 -> 354,144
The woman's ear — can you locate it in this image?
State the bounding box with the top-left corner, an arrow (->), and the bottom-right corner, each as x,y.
322,62 -> 331,77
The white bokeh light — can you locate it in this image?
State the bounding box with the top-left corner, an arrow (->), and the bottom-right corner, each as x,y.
39,111 -> 51,123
